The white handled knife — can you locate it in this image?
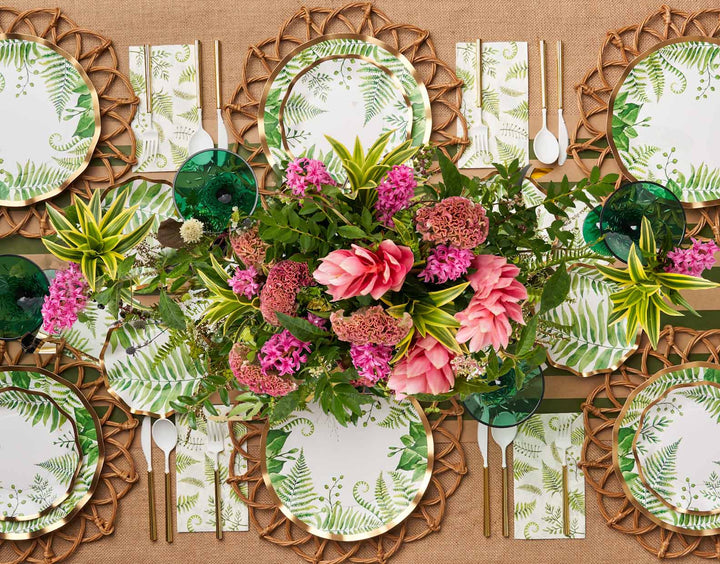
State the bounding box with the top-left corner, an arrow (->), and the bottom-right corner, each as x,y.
478,422 -> 490,537
142,416 -> 157,541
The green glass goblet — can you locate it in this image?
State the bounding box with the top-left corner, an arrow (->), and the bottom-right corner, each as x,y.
0,255 -> 49,340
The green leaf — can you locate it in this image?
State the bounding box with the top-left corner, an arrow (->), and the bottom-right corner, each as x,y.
337,225 -> 367,239
275,312 -> 330,342
428,282 -> 470,307
540,265 -> 570,313
516,316 -> 538,356
438,151 -> 463,197
158,291 -> 186,330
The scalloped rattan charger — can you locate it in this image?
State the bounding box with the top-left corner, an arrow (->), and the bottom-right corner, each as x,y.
568,5 -> 720,239
581,327 -> 720,559
0,7 -> 138,239
227,400 -> 467,564
223,2 -> 468,192
0,338 -> 138,564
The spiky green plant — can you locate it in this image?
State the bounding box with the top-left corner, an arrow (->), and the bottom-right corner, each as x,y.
42,188 -> 153,290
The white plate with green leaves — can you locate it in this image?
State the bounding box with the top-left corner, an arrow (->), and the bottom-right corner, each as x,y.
615,363 -> 720,535
100,320 -> 204,418
609,38 -> 720,207
259,34 -> 431,182
0,367 -> 103,540
262,397 -> 433,541
0,34 -> 100,207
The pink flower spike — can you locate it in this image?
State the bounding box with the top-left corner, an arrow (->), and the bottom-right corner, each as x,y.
41,262 -> 89,334
374,165 -> 417,227
419,245 -> 474,284
228,266 -> 259,299
284,157 -> 336,196
258,329 -> 312,376
229,344 -> 297,397
350,343 -> 392,387
666,238 -> 719,277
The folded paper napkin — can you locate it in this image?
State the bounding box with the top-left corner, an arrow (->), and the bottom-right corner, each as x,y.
456,41 -> 529,168
513,413 -> 585,539
130,44 -> 199,172
176,408 -> 249,533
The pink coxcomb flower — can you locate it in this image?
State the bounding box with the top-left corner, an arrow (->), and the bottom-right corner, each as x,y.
41,262 -> 89,334
330,306 -> 413,346
259,260 -> 314,326
374,165 -> 417,227
284,157 -> 336,196
350,343 -> 392,387
388,335 -> 456,398
259,329 -> 312,376
415,197 -> 489,249
228,266 -> 259,299
666,238 -> 719,277
418,245 -> 474,284
230,226 -> 268,268
229,343 -> 297,397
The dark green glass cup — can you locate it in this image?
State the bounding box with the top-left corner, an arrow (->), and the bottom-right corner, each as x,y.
0,255 -> 49,340
582,205 -> 613,257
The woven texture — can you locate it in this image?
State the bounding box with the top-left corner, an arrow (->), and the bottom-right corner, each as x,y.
227,400 -> 466,564
223,1 -> 467,191
580,327 -> 720,559
0,339 -> 138,564
0,6 -> 138,239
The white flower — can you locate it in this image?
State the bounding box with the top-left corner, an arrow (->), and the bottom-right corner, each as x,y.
179,218 -> 204,244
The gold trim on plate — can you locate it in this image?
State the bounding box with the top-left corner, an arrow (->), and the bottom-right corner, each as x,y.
260,397 -> 435,542
606,36 -> 720,209
613,361 -> 720,536
0,366 -> 105,541
0,386 -> 83,522
258,33 -> 432,172
0,33 -> 102,208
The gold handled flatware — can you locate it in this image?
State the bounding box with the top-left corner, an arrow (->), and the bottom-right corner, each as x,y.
533,40 -> 560,164
471,39 -> 489,156
188,40 -> 215,154
141,416 -> 157,541
152,418 -> 178,543
557,40 -> 569,166
206,419 -> 226,540
215,39 -> 229,150
477,422 -> 490,537
556,417 -> 572,537
491,424 -> 517,538
140,45 -> 159,161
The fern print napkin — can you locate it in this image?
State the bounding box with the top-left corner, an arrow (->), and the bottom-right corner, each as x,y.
175,408 -> 249,533
456,41 -> 529,168
129,44 -> 199,172
513,413 -> 585,539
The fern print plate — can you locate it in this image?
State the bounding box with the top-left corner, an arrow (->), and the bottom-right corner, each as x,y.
259,34 -> 431,182
0,367 -> 103,540
614,363 -> 720,535
0,34 -> 100,207
262,397 -> 433,541
609,38 -> 720,207
56,299 -> 119,361
0,387 -> 82,522
100,320 -> 204,417
540,265 -> 640,377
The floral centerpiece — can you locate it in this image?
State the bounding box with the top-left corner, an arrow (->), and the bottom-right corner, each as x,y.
40,132 -> 719,426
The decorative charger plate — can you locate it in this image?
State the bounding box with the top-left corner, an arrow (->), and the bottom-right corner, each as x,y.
608,37 -> 720,207
100,320 -> 204,417
540,265 -> 640,377
259,34 -> 431,181
0,387 -> 82,521
614,362 -> 720,535
262,397 -> 433,541
0,34 -> 100,207
0,366 -> 103,540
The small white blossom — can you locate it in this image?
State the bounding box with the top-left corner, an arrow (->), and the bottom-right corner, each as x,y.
179,218 -> 204,243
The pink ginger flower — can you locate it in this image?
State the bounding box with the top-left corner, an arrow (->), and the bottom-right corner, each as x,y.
330,306 -> 412,346
666,238 -> 719,277
415,197 -> 488,249
259,260 -> 313,326
388,335 -> 456,398
313,240 -> 414,301
350,343 -> 393,387
455,254 -> 528,352
418,245 -> 474,284
230,226 -> 267,268
306,313 -> 327,329
41,262 -> 89,334
229,343 -> 297,397
259,329 -> 312,376
228,266 -> 259,299
284,157 -> 336,196
374,165 -> 417,227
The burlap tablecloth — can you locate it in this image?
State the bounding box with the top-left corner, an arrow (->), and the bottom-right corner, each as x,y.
2,0 -> 719,561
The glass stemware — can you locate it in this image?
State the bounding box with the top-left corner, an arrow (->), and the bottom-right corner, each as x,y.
0,255 -> 49,341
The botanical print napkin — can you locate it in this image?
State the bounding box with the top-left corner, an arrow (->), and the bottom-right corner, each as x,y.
175,407 -> 249,533
456,41 -> 529,168
513,413 -> 585,539
129,44 -> 199,172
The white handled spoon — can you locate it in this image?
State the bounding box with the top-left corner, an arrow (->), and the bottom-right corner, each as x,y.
491,414 -> 518,538
152,418 -> 178,543
534,40 -> 559,165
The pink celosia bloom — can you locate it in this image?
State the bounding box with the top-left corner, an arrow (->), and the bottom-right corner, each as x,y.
229,343 -> 297,397
330,306 -> 413,346
284,157 -> 336,196
415,197 -> 488,249
455,254 -> 527,352
41,262 -> 89,334
259,329 -> 312,376
374,165 -> 417,227
418,245 -> 474,284
230,226 -> 267,267
306,313 -> 327,329
388,335 -> 456,398
313,240 -> 414,301
228,266 -> 259,299
259,260 -> 314,325
350,343 -> 393,387
666,238 -> 719,277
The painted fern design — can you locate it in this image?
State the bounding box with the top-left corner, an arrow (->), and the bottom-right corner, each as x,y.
505,100 -> 529,121
358,64 -> 398,125
673,163 -> 720,202
495,137 -> 524,163
28,474 -> 53,506
481,87 -> 500,119
37,453 -> 78,483
151,90 -> 174,121
513,460 -> 538,480
275,450 -> 319,523
518,484 -> 543,496
179,476 -> 205,488
681,385 -> 720,421
378,404 -> 415,429
641,439 -> 680,500
515,500 -> 537,520
37,50 -> 79,119
177,65 -> 197,85
542,461 -> 563,495
0,39 -> 40,69
505,60 -> 528,80
4,160 -> 69,198
175,452 -> 200,473
283,92 -> 327,125
177,492 -> 200,513
0,389 -> 64,431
